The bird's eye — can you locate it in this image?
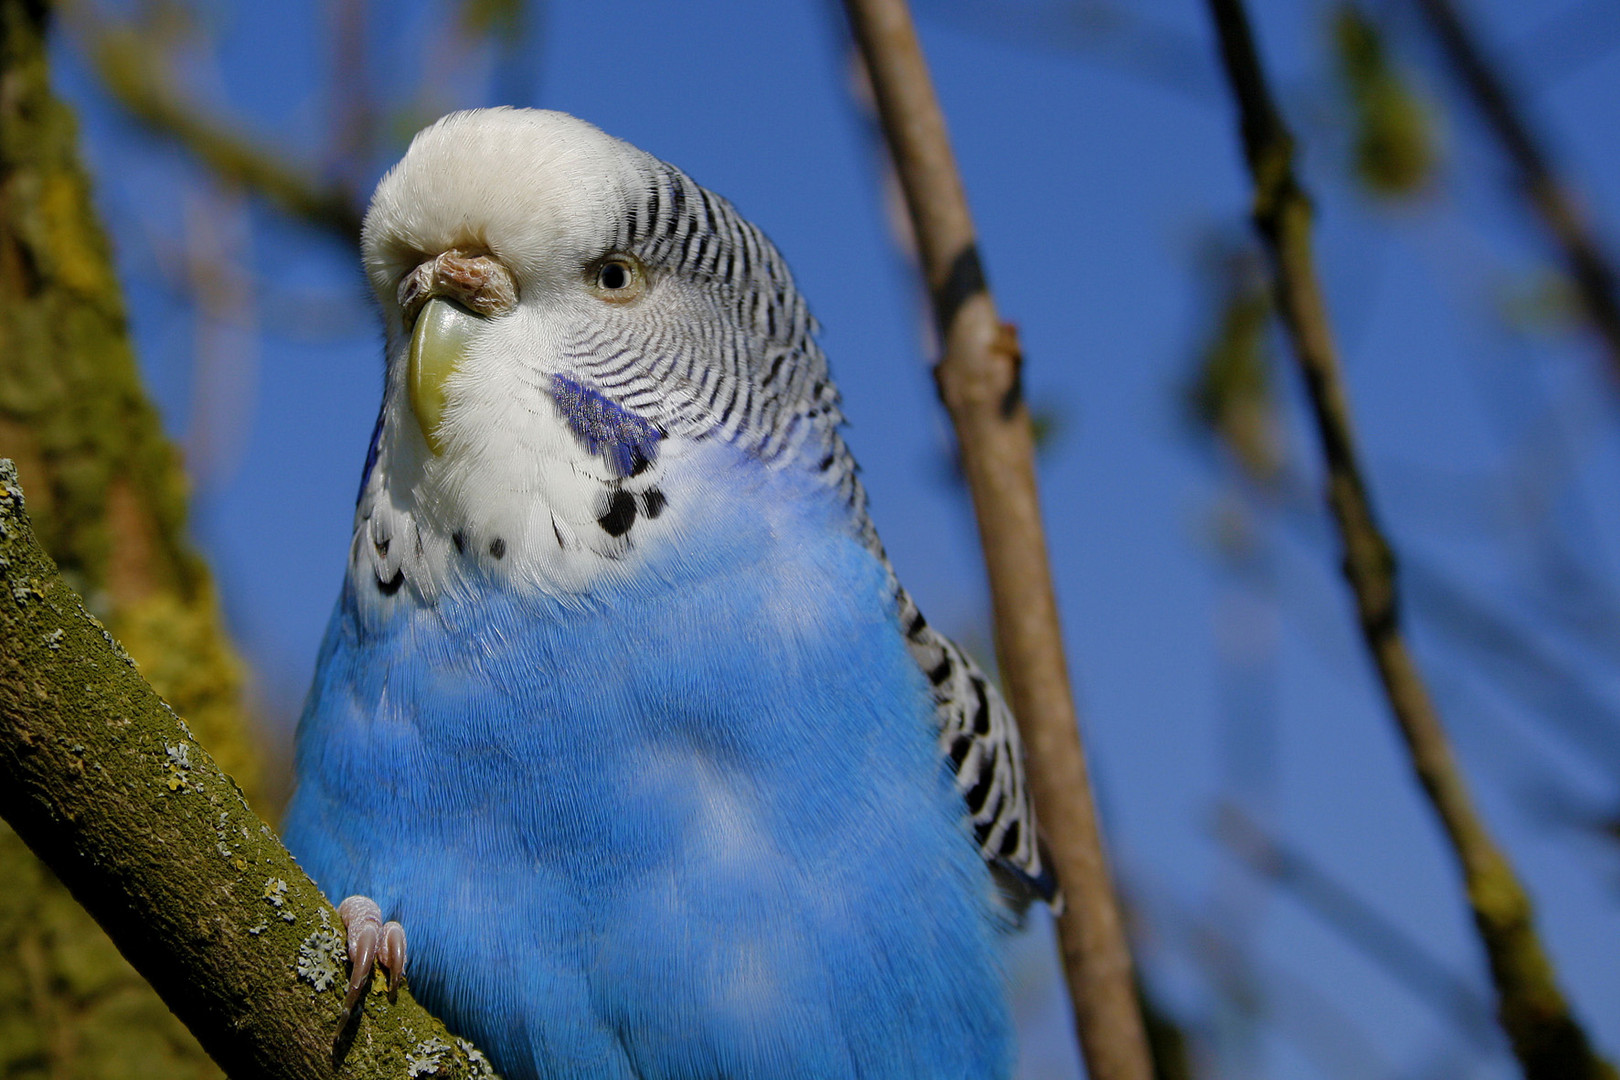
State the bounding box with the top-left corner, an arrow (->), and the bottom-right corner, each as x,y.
589,254 -> 646,303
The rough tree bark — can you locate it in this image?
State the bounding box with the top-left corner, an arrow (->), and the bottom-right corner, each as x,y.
1203,1 -> 1617,1077
840,3 -> 1155,1079
0,461 -> 497,1079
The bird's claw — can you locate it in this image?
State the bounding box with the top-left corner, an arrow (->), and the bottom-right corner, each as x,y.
334,895 -> 406,1045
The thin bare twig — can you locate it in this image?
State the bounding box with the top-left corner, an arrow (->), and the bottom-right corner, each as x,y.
839,3 -> 1153,1078
1202,2 -> 1616,1077
1412,0 -> 1620,381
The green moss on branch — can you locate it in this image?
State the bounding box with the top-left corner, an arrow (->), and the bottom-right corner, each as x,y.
0,462 -> 497,1080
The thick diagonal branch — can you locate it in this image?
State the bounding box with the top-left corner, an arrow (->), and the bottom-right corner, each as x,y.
1203,2 -> 1616,1077
0,463 -> 494,1080
840,3 -> 1153,1079
1413,0 -> 1620,380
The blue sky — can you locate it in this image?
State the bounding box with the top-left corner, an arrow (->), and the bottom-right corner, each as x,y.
49,1 -> 1620,1076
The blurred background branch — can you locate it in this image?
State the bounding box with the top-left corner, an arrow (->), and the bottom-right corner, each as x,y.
1216,803 -> 1497,1047
1203,0 -> 1616,1076
67,5 -> 365,246
1412,0 -> 1620,386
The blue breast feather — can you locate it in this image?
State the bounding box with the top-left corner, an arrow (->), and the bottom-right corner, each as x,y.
282,451 -> 1011,1079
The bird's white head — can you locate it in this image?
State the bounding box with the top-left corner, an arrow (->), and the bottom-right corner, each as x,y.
349,108 -> 857,609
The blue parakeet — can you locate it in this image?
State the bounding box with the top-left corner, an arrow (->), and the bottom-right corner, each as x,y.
282,108 -> 1058,1080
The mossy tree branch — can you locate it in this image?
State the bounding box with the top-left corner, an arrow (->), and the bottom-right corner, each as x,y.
840,3 -> 1154,1079
1203,2 -> 1616,1076
0,462 -> 496,1080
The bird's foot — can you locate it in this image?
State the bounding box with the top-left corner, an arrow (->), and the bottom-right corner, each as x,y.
334,895 -> 406,1043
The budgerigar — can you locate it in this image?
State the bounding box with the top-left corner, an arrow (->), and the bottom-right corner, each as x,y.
282,108 -> 1057,1080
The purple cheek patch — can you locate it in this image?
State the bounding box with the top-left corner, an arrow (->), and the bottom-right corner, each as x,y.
550,373 -> 665,478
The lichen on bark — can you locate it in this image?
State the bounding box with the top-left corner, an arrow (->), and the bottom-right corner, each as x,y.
0,462 -> 497,1078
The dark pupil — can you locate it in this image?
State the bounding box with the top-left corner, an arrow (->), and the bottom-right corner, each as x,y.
600,262 -> 629,290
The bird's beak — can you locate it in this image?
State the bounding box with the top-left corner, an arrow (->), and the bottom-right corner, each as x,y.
408,297 -> 478,455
